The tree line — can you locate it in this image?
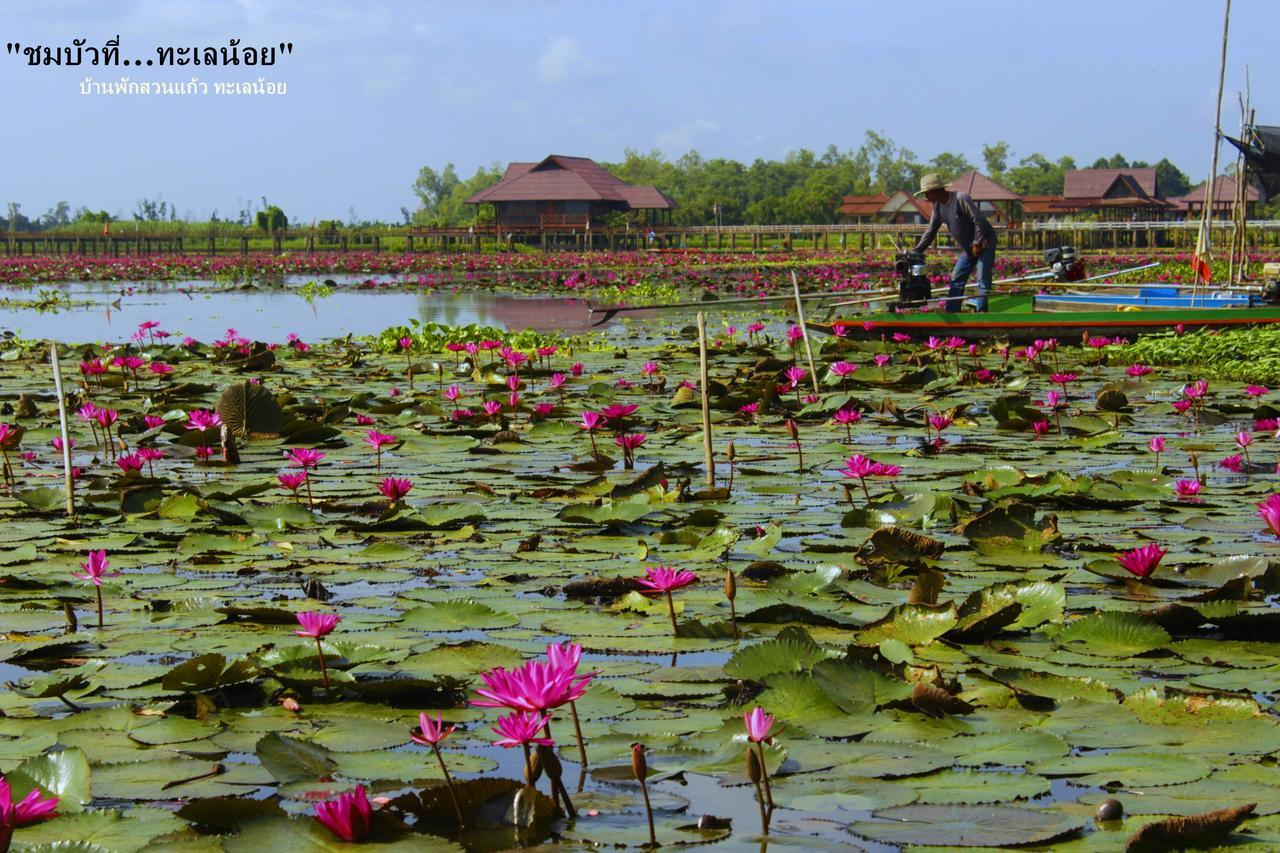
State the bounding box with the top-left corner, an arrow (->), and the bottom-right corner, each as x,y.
409,132 -> 1209,227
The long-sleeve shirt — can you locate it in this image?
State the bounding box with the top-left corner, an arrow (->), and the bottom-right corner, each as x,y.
912,191 -> 997,254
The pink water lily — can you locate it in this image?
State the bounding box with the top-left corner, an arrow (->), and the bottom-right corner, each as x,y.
73,550 -> 121,630
186,409 -> 221,431
473,658 -> 592,713
1117,543 -> 1167,579
599,403 -> 638,421
285,447 -> 325,469
1258,493 -> 1280,539
744,707 -> 776,743
377,477 -> 412,504
841,454 -> 899,502
278,471 -> 308,501
295,611 -> 340,696
410,712 -> 455,747
1126,364 -> 1154,377
1174,479 -> 1203,500
637,565 -> 698,636
364,429 -> 396,471
1246,385 -> 1269,398
615,433 -> 646,469
313,784 -> 371,842
0,773 -> 60,841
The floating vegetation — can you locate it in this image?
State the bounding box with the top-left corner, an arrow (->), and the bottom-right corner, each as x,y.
0,298 -> 1275,849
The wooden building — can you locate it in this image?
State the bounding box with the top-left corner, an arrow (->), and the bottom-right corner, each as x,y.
836,190 -> 930,224
947,170 -> 1021,222
1059,167 -> 1174,220
1170,175 -> 1260,219
465,155 -> 676,230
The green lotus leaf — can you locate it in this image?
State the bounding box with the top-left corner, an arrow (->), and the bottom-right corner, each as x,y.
1051,611 -> 1171,657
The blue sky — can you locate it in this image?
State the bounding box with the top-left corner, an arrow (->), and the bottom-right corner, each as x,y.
2,0 -> 1273,222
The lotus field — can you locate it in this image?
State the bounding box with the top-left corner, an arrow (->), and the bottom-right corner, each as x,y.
0,260 -> 1279,850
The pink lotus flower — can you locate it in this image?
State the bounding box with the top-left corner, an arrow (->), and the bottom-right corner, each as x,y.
1049,373 -> 1077,386
473,659 -> 592,713
364,429 -> 396,450
51,436 -> 74,452
1246,385 -> 1269,397
278,471 -> 308,495
377,477 -> 412,502
506,375 -> 520,392
410,712 -> 455,747
784,366 -> 806,389
571,362 -> 584,377
355,414 -> 376,426
149,362 -> 173,376
195,445 -> 216,462
928,414 -> 953,433
873,354 -> 891,367
115,452 -> 145,473
1219,454 -> 1244,473
739,402 -> 760,416
925,336 -> 944,351
73,550 -> 120,587
1045,390 -> 1062,409
186,409 -> 221,431
829,361 -> 858,378
443,385 -> 461,403
637,565 -> 698,594
832,408 -> 861,426
314,784 -> 371,842
1117,543 -> 1167,579
294,611 -> 341,639
787,325 -> 804,343
532,403 -> 554,418
600,403 -> 638,420
1173,479 -> 1203,499
1184,380 -> 1209,399
398,336 -> 413,351
1127,364 -> 1154,378
94,408 -> 119,428
642,361 -> 660,376
1258,493 -> 1280,539
744,707 -> 776,743
615,433 -> 646,469
974,368 -> 994,382
1147,437 -> 1166,454
747,322 -> 766,335
285,448 -> 325,469
1235,431 -> 1253,449
1032,420 -> 1051,438
143,415 -> 166,429
482,400 -> 503,417
892,333 -> 912,343
491,711 -> 554,748
0,773 -> 60,831
548,373 -> 566,391
79,359 -> 106,377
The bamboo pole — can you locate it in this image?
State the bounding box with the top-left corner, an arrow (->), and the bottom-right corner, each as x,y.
790,271 -> 821,395
696,312 -> 715,488
1193,0 -> 1232,306
50,343 -> 75,520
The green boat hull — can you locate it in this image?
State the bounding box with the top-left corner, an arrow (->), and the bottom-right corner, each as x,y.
812,294 -> 1280,343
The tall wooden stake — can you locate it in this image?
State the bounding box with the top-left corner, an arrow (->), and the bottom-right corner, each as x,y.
790,271 -> 821,395
50,343 -> 75,519
1193,0 -> 1231,305
697,312 -> 715,488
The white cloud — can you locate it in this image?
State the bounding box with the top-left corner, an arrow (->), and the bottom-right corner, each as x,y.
655,118 -> 719,151
536,35 -> 602,83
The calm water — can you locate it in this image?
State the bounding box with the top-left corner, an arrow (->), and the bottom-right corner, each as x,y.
0,277 -> 658,342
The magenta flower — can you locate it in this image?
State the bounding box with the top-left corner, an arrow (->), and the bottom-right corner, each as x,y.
1246,385 -> 1269,398
149,362 -> 173,377
143,415 -> 166,429
295,611 -> 341,638
74,550 -> 121,630
786,325 -> 804,344
1049,372 -> 1077,386
51,436 -> 74,453
600,403 -> 638,421
1173,479 -> 1203,500
637,565 -> 698,595
115,452 -> 145,474
482,400 -> 503,418
313,784 -> 371,842
784,365 -> 807,389
1127,364 -> 1155,377
642,361 -> 660,377
473,659 -> 591,713
398,336 -> 413,351
443,385 -> 461,403
532,403 -> 554,418
1032,419 -> 1051,438
548,373 -> 567,391
0,773 -> 60,833
841,454 -> 899,502
186,409 -> 221,431
1147,437 -> 1166,454
355,413 -> 376,426
1184,380 -> 1209,399
364,429 -> 396,450
744,707 -> 776,743
377,477 -> 412,503
285,448 -> 325,469
278,471 -> 308,500
1117,543 -> 1167,579
491,711 -> 554,749
1258,493 -> 1280,539
928,413 -> 953,433
615,433 -> 647,469
571,362 -> 584,377
1219,454 -> 1244,473
1235,431 -> 1253,448
739,402 -> 760,416
832,409 -> 861,425
410,712 -> 456,747
1171,399 -> 1194,415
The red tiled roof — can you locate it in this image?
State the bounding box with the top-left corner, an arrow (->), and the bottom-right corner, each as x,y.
1021,195 -> 1065,214
947,170 -> 1021,201
882,190 -> 932,218
466,155 -> 676,209
1063,168 -> 1158,199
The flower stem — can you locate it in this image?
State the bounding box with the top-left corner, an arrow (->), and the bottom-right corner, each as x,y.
433,745 -> 465,828
638,773 -> 656,847
753,779 -> 770,836
314,637 -> 331,697
569,700 -> 588,770
96,585 -> 104,630
754,741 -> 774,811
664,590 -> 678,636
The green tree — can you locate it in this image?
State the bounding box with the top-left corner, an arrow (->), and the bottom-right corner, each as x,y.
928,151 -> 974,181
982,141 -> 1010,180
1153,157 -> 1191,197
1005,154 -> 1076,196
411,164 -> 462,223
255,205 -> 287,233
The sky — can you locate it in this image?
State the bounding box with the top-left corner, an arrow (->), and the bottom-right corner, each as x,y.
2,0 -> 1274,222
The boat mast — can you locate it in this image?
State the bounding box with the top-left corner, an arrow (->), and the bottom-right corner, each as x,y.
1194,0 -> 1231,306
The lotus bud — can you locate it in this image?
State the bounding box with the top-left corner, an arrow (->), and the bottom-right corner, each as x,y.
724,568 -> 736,602
281,697 -> 301,713
536,743 -> 563,783
631,742 -> 648,782
527,745 -> 545,785
785,419 -> 799,441
746,745 -> 763,784
727,441 -> 736,462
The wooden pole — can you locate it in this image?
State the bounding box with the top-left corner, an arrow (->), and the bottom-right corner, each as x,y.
50,343 -> 75,520
696,312 -> 715,489
790,271 -> 821,395
1194,0 -> 1231,306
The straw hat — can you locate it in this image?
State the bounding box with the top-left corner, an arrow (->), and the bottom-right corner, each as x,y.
914,173 -> 947,197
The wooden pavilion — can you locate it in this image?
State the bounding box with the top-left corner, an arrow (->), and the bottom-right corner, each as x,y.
946,170 -> 1021,223
1171,175 -> 1260,219
465,155 -> 676,231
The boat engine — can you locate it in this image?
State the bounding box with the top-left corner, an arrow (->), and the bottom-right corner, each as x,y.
894,251 -> 932,307
1044,246 -> 1086,282
1263,263 -> 1280,304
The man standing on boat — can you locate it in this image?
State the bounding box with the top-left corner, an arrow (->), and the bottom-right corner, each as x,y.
911,173 -> 998,313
